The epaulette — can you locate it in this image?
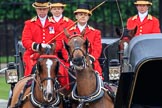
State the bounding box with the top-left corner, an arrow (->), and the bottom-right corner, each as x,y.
48,17 -> 55,23
132,15 -> 138,20
63,16 -> 69,22
88,25 -> 95,31
30,16 -> 37,22
147,14 -> 152,20
69,25 -> 76,30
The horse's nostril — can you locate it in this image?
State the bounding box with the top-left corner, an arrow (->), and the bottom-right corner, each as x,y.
47,93 -> 53,101
43,89 -> 53,102
72,58 -> 79,63
73,58 -> 77,62
72,57 -> 83,66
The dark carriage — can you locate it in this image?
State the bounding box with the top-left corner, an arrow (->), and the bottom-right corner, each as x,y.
115,33 -> 162,108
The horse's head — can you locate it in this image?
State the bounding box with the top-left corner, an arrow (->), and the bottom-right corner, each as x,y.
36,43 -> 60,102
116,26 -> 137,50
116,26 -> 137,40
64,29 -> 90,70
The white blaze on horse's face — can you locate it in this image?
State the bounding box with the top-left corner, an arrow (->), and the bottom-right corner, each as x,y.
74,39 -> 77,41
46,59 -> 53,91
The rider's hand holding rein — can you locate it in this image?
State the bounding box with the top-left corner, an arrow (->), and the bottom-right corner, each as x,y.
32,42 -> 51,52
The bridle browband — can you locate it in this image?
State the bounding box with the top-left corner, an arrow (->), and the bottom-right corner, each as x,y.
68,34 -> 82,39
30,54 -> 61,107
39,55 -> 58,58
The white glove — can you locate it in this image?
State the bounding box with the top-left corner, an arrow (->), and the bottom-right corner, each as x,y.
41,43 -> 51,49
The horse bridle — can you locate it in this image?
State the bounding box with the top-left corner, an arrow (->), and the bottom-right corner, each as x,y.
68,37 -> 89,70
36,55 -> 60,91
30,55 -> 61,107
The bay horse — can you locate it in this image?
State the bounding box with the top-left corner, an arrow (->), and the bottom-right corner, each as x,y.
9,43 -> 63,108
64,29 -> 114,108
116,26 -> 137,50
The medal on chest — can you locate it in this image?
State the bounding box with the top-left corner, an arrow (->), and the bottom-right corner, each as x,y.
49,26 -> 55,34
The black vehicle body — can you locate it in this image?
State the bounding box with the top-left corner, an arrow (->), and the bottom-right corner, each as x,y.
115,33 -> 162,108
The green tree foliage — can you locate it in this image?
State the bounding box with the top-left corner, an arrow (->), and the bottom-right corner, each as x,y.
0,0 -> 159,25
0,0 -> 159,37
0,0 -> 35,21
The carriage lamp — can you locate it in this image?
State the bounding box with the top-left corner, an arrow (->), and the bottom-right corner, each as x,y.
109,59 -> 121,80
5,62 -> 18,84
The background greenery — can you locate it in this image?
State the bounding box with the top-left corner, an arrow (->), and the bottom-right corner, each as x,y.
0,0 -> 159,26
0,57 -> 15,63
0,76 -> 10,100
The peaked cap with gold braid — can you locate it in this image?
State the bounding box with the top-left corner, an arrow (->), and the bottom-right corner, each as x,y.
32,0 -> 50,8
134,0 -> 152,6
50,0 -> 66,7
74,3 -> 92,16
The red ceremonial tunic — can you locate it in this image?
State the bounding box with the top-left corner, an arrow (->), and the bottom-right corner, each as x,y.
51,16 -> 75,90
52,16 -> 75,60
65,25 -> 103,77
127,14 -> 161,36
22,16 -> 66,80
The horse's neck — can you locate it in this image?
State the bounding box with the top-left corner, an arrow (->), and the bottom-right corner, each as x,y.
76,68 -> 97,96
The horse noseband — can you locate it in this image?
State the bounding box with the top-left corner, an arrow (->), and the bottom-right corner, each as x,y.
72,56 -> 85,66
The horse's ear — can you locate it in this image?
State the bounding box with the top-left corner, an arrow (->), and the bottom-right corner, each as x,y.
63,41 -> 70,54
81,28 -> 86,37
64,28 -> 70,38
49,42 -> 56,54
130,26 -> 137,38
85,38 -> 89,53
36,60 -> 42,72
115,27 -> 121,37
